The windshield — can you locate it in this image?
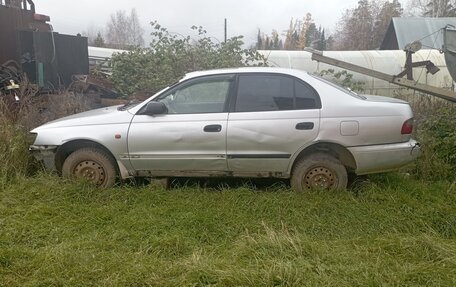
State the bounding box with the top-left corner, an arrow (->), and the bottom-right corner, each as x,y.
309,73 -> 366,100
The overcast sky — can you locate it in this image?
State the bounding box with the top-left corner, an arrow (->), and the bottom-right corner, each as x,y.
37,0 -> 407,46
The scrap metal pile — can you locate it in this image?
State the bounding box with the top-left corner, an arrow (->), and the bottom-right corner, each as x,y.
0,61 -> 22,95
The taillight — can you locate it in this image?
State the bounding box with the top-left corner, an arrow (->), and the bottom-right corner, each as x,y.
401,118 -> 414,134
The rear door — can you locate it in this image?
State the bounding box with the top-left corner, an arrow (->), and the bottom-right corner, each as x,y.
226,73 -> 321,174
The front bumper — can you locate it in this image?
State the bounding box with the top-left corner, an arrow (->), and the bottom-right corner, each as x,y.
348,139 -> 421,175
29,145 -> 58,170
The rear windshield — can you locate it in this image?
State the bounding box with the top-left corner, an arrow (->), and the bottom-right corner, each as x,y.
309,73 -> 366,100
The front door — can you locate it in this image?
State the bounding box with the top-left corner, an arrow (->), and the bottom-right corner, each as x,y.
127,75 -> 234,173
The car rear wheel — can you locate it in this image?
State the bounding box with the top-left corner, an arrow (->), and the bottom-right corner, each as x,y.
62,147 -> 117,188
291,153 -> 348,192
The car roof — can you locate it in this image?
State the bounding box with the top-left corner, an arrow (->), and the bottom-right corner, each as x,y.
182,67 -> 309,81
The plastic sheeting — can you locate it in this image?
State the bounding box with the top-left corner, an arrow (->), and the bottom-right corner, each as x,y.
444,27 -> 456,83
258,50 -> 454,97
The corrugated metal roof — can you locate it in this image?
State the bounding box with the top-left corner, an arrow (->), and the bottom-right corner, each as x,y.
380,17 -> 456,50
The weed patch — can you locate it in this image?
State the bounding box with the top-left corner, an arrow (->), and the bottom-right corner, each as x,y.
414,104 -> 456,181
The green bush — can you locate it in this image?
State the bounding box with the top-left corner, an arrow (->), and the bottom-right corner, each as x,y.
414,105 -> 456,181
110,22 -> 267,97
318,69 -> 365,93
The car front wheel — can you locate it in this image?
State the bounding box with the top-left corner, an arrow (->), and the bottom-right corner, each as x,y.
62,147 -> 117,188
291,153 -> 348,192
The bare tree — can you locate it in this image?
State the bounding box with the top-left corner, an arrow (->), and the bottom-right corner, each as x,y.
128,9 -> 145,47
425,0 -> 455,16
333,0 -> 402,50
105,9 -> 144,49
406,0 -> 456,16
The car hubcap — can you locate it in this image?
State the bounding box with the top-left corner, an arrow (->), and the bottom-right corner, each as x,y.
304,167 -> 337,189
73,160 -> 106,185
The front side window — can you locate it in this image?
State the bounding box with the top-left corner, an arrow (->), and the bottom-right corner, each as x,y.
158,77 -> 232,114
235,74 -> 320,112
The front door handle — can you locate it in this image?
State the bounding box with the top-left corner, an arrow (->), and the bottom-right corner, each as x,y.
204,124 -> 222,133
296,122 -> 314,130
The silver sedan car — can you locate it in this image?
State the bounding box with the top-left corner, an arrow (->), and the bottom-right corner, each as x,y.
29,67 -> 420,190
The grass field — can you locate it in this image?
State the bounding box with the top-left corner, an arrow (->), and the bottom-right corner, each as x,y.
0,173 -> 455,286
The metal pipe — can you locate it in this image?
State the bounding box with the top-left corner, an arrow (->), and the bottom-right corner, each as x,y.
304,48 -> 456,103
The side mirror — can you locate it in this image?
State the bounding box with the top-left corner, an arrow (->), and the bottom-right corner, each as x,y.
142,101 -> 167,116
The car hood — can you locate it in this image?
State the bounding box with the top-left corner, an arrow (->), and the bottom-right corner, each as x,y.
31,105 -> 134,131
362,95 -> 409,104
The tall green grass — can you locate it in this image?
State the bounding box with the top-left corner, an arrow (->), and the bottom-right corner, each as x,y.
0,86 -> 93,186
0,174 -> 455,286
413,104 -> 456,181
0,100 -> 36,185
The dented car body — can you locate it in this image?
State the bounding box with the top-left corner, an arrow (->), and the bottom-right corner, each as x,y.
30,67 -> 420,190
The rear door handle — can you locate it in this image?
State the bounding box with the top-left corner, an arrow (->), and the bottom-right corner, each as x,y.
296,122 -> 314,130
204,124 -> 222,132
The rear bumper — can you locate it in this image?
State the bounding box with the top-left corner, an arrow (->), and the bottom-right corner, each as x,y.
348,139 -> 421,175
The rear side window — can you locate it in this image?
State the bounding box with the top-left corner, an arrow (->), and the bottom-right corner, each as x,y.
235,75 -> 293,112
295,80 -> 319,109
235,74 -> 320,112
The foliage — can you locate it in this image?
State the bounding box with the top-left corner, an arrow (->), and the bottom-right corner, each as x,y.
0,174 -> 455,286
93,32 -> 105,47
333,0 -> 402,50
256,29 -> 283,50
318,69 -> 365,92
255,14 -> 327,51
286,14 -> 325,50
110,22 -> 267,96
414,105 -> 456,181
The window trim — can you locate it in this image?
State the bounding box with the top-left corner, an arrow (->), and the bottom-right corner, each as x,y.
229,72 -> 321,113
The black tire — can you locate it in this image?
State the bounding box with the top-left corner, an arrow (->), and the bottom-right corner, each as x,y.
62,147 -> 117,188
291,152 -> 348,192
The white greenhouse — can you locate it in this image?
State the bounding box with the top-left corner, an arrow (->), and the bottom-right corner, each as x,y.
258,50 -> 454,97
